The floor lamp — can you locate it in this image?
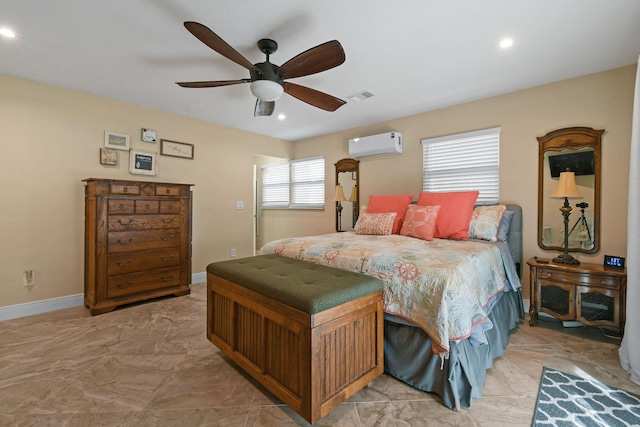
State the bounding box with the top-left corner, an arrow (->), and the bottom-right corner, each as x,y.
333,185 -> 346,232
550,169 -> 583,264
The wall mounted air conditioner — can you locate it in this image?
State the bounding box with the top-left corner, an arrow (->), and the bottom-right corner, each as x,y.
349,131 -> 403,157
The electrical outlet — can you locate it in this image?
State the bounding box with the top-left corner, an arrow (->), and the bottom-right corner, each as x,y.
23,270 -> 35,287
236,201 -> 244,209
231,248 -> 236,257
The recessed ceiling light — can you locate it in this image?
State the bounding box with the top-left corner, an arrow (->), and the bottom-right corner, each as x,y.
277,114 -> 286,120
0,27 -> 16,38
499,38 -> 514,49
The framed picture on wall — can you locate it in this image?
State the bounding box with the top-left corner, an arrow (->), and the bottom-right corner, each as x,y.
160,139 -> 194,159
129,149 -> 157,175
100,148 -> 118,166
104,131 -> 130,150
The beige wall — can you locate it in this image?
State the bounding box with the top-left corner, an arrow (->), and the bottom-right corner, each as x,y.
278,65 -> 636,301
0,74 -> 291,308
2,64 -> 635,309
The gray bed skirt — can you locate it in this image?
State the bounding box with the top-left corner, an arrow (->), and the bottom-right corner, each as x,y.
383,288 -> 524,410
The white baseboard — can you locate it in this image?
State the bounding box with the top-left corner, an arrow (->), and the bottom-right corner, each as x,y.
191,271 -> 206,284
0,293 -> 84,322
0,272 -> 207,322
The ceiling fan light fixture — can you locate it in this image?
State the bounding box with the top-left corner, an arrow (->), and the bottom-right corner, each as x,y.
250,80 -> 284,102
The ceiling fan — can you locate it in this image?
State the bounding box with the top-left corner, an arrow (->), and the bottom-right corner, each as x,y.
177,21 -> 347,117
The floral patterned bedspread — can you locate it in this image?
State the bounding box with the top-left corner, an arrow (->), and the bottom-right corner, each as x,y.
259,232 -> 511,355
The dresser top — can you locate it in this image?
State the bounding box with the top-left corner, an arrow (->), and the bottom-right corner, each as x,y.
83,178 -> 193,186
527,257 -> 626,277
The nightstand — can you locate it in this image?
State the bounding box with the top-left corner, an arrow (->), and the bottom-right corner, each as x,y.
527,257 -> 626,332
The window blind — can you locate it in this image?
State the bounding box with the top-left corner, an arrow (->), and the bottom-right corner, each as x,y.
421,127 -> 501,205
290,157 -> 325,209
261,156 -> 325,209
261,162 -> 289,208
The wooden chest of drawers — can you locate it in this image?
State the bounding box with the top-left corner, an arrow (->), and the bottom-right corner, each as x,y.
83,178 -> 193,315
527,258 -> 626,332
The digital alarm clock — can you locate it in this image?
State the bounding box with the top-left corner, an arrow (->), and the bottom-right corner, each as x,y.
604,255 -> 625,269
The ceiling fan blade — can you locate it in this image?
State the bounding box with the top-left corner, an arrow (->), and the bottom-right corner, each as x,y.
254,99 -> 275,117
184,21 -> 259,72
176,79 -> 251,88
279,40 -> 345,79
283,82 -> 346,112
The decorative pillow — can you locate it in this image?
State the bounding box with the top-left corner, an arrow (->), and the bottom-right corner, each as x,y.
366,194 -> 414,234
497,209 -> 515,243
416,191 -> 479,240
400,205 -> 440,241
354,212 -> 397,235
468,205 -> 507,242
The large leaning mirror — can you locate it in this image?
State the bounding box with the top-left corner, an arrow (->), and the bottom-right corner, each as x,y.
537,127 -> 603,254
334,158 -> 359,232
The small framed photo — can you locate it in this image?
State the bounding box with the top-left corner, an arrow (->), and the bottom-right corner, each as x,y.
104,131 -> 130,150
129,149 -> 157,176
160,139 -> 194,159
100,148 -> 118,166
141,128 -> 157,143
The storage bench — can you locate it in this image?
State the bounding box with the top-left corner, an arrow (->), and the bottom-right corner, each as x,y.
206,254 -> 384,424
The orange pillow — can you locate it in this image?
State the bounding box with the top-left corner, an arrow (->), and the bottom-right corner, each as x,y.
400,205 -> 440,241
417,191 -> 479,240
366,194 -> 414,234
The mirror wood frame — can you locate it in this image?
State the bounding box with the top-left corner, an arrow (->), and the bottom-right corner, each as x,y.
537,127 -> 603,254
335,158 -> 359,232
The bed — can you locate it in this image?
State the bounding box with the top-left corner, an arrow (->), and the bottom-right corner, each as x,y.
258,202 -> 523,410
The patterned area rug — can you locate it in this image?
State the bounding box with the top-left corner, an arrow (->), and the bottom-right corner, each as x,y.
532,367 -> 640,426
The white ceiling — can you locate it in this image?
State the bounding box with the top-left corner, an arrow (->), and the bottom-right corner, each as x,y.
2,1 -> 639,141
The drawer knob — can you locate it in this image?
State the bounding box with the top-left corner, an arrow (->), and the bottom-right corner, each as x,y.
117,238 -> 133,245
545,272 -> 552,278
118,219 -> 133,226
161,275 -> 174,282
123,188 -> 128,193
116,259 -> 133,267
145,204 -> 150,209
601,279 -> 607,285
117,281 -> 133,289
161,234 -> 175,242
119,204 -> 124,209
168,204 -> 173,209
166,189 -> 170,194
160,255 -> 174,262
162,218 -> 174,224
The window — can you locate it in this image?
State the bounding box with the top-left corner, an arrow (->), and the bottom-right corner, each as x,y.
421,127 -> 501,205
261,156 -> 325,209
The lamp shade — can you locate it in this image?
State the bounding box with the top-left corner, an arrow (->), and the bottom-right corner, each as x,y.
333,185 -> 346,202
250,80 -> 284,102
348,186 -> 358,202
551,171 -> 583,199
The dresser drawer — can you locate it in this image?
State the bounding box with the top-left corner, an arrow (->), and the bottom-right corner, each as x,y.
107,267 -> 181,298
135,200 -> 159,214
536,268 -> 620,289
107,248 -> 181,275
108,215 -> 180,231
108,200 -> 135,214
160,200 -> 181,214
156,186 -> 182,196
108,229 -> 181,252
110,183 -> 140,195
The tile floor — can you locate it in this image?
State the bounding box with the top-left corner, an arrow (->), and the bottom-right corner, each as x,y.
1,283 -> 638,426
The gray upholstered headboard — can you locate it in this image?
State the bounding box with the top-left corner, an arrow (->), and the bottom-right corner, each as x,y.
504,204 -> 523,276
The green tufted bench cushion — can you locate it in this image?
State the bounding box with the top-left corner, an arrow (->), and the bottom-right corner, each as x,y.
206,254 -> 383,315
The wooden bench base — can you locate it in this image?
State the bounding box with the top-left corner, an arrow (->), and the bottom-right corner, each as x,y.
207,272 -> 384,424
